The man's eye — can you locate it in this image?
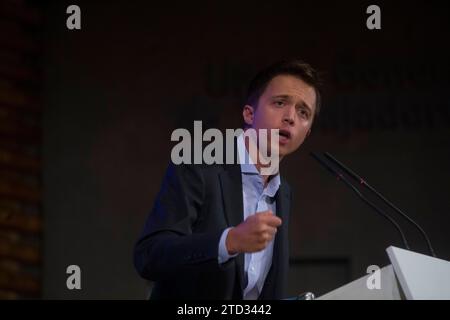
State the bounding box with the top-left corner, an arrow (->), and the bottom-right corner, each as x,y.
297,108 -> 310,119
275,101 -> 285,107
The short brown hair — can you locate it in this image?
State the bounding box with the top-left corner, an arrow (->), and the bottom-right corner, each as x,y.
246,59 -> 322,120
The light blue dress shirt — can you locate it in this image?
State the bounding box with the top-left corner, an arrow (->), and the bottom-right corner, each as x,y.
218,133 -> 281,300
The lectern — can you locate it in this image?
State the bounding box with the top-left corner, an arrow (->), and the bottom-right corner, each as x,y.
317,246 -> 450,300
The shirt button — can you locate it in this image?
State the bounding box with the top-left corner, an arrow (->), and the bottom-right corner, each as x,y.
250,266 -> 255,272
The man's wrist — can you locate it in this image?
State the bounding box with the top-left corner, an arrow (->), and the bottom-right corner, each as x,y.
226,227 -> 238,255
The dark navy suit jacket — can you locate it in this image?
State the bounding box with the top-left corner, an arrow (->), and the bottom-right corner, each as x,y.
133,142 -> 292,300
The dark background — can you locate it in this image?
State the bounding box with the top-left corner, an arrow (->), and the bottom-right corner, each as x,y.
2,0 -> 449,299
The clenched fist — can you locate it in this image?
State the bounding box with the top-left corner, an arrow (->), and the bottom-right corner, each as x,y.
226,210 -> 282,254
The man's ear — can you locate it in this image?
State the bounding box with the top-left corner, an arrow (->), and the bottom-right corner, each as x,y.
242,105 -> 255,126
306,128 -> 311,138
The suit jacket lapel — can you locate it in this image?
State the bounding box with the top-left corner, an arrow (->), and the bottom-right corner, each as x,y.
276,177 -> 291,232
260,177 -> 291,299
219,162 -> 246,295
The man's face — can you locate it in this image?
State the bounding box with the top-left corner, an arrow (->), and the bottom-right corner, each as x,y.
243,74 -> 316,159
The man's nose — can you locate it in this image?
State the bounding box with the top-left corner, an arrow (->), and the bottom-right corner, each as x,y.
283,106 -> 295,125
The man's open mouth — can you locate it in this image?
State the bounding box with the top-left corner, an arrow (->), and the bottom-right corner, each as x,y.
278,129 -> 291,140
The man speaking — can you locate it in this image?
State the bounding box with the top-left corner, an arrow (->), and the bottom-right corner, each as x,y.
134,59 -> 322,299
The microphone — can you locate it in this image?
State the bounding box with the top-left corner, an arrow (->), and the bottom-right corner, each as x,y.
322,152 -> 436,257
310,152 -> 411,251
